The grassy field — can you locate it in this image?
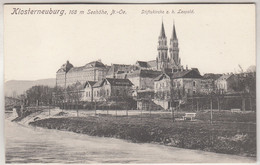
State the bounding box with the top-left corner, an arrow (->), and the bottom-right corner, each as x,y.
29,110 -> 256,157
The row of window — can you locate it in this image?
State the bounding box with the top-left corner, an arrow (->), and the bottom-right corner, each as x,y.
156,81 -> 196,89
92,89 -> 110,97
85,89 -> 129,98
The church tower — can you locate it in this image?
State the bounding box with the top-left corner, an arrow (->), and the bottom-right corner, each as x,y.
156,21 -> 168,71
169,21 -> 181,68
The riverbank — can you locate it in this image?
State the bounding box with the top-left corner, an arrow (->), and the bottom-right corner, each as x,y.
29,113 -> 256,157
6,118 -> 255,163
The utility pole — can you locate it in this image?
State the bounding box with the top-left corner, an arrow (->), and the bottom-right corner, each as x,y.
76,101 -> 79,117
171,106 -> 175,122
217,97 -> 220,112
210,97 -> 213,124
140,108 -> 142,121
94,100 -> 97,116
196,99 -> 199,112
49,104 -> 50,116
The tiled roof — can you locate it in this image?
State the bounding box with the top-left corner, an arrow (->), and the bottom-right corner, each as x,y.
154,73 -> 170,81
136,61 -> 149,68
147,60 -> 157,68
171,70 -> 202,79
67,66 -> 85,73
93,78 -> 133,87
155,70 -> 202,81
106,64 -> 133,76
106,78 -> 133,86
83,81 -> 97,88
127,69 -> 162,78
93,80 -> 103,88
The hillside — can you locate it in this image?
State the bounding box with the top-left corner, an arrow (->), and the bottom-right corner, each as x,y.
4,78 -> 56,97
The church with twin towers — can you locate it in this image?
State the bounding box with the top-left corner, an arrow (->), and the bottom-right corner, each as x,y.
56,20 -> 185,88
156,20 -> 182,71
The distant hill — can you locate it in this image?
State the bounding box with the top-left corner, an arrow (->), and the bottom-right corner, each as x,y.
4,78 -> 56,97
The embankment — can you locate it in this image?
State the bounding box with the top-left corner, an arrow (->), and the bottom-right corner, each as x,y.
29,115 -> 256,157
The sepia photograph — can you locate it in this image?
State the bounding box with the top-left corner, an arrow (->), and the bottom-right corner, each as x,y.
3,3 -> 256,163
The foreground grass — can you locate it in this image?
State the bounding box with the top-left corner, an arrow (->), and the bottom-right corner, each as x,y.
29,112 -> 256,157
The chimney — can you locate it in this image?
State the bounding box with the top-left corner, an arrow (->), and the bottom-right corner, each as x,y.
186,65 -> 188,70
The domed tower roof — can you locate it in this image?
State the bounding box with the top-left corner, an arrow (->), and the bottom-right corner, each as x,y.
61,60 -> 74,72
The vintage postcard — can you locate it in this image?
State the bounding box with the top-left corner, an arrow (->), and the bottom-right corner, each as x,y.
4,4 -> 256,164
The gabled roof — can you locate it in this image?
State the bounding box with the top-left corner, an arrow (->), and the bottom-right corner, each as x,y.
93,78 -> 133,88
83,81 -> 97,88
93,80 -> 103,88
154,70 -> 202,81
154,73 -> 171,81
147,60 -> 157,68
136,61 -> 149,68
127,69 -> 162,78
106,78 -> 133,86
171,70 -> 202,79
216,74 -> 234,81
106,64 -> 134,75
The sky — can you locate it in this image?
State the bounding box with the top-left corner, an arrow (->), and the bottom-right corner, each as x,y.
4,4 -> 256,81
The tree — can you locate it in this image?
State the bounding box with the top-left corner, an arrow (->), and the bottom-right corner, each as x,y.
66,82 -> 83,103
25,85 -> 54,106
53,86 -> 65,105
66,82 -> 83,115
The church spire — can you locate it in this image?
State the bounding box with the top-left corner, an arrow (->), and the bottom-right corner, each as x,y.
169,20 -> 180,69
172,20 -> 177,39
157,20 -> 168,71
159,21 -> 166,38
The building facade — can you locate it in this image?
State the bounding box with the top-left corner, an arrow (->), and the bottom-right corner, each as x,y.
56,60 -> 108,88
154,69 -> 203,109
92,78 -> 133,102
215,74 -> 238,94
82,81 -> 96,102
